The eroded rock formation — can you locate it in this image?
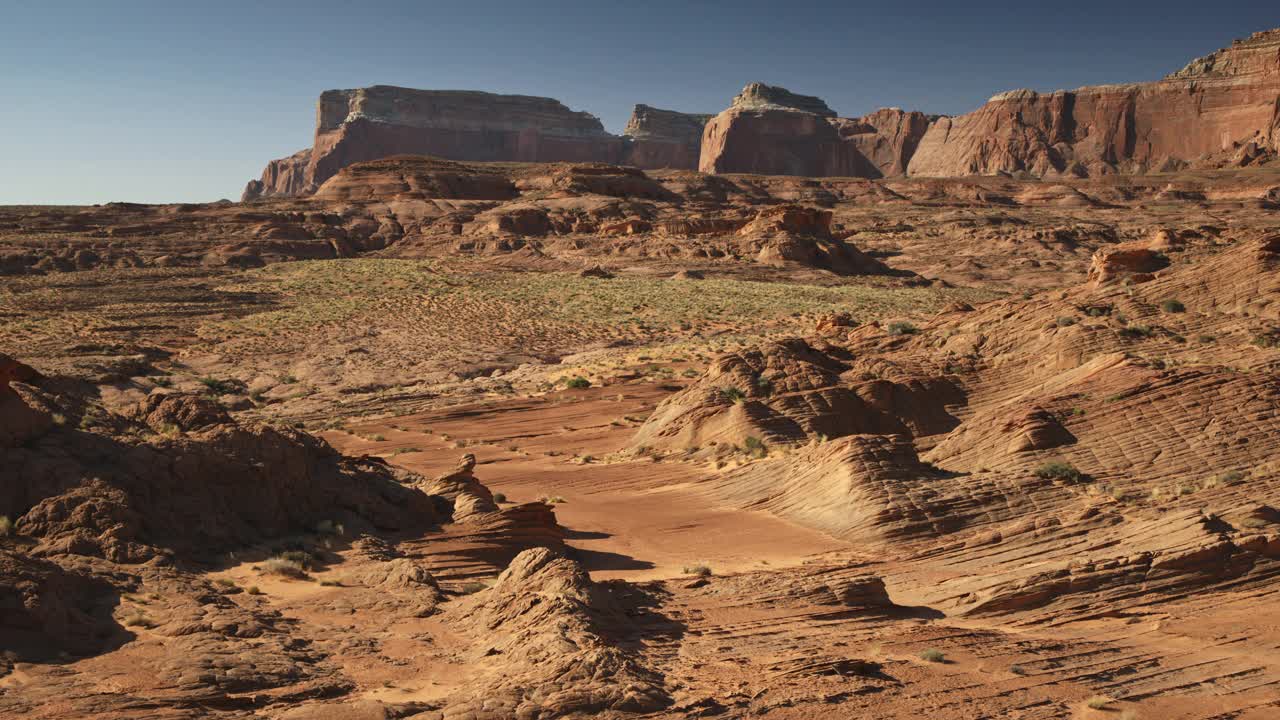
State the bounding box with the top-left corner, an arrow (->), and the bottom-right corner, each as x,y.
699,83 -> 933,178
908,29 -> 1280,177
245,88 -> 712,199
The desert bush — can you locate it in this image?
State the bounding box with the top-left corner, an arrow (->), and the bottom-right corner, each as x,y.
1219,470 -> 1245,484
919,649 -> 946,662
743,435 -> 767,458
1035,461 -> 1084,483
0,516 -> 12,537
1085,696 -> 1111,709
459,581 -> 489,594
541,495 -> 566,504
262,555 -> 309,579
683,564 -> 712,577
1120,324 -> 1154,339
198,377 -> 239,396
1161,299 -> 1185,313
492,492 -> 507,503
720,386 -> 746,403
122,612 -> 155,629
564,376 -> 591,389
246,586 -> 263,595
1056,316 -> 1077,327
887,321 -> 918,336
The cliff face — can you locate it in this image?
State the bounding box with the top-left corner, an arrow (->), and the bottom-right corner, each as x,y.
907,29 -> 1280,177
245,89 -> 710,200
245,87 -> 628,200
622,104 -> 713,171
242,27 -> 1280,199
698,84 -> 933,178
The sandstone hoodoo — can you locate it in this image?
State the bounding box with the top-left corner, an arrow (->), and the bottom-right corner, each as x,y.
908,29 -> 1280,177
699,82 -> 934,178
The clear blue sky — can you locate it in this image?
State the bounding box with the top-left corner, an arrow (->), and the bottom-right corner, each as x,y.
2,1 -> 1276,204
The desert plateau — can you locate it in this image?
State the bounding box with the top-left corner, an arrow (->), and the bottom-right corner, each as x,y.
3,11 -> 1280,720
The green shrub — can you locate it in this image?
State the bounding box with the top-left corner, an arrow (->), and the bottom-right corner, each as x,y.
919,649 -> 946,663
198,377 -> 239,396
1161,299 -> 1185,313
743,435 -> 767,458
564,376 -> 591,389
1056,316 -> 1077,327
492,492 -> 508,503
887,321 -> 918,336
754,376 -> 774,395
1035,461 -> 1084,483
720,386 -> 746,403
1120,324 -> 1154,339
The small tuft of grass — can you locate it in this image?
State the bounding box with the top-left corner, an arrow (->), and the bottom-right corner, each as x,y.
1160,299 -> 1185,313
541,495 -> 566,504
213,578 -> 236,588
720,386 -> 746,403
1035,461 -> 1084,484
919,649 -> 946,663
1056,316 -> 1077,327
458,581 -> 489,594
1085,696 -> 1112,710
0,516 -> 13,537
683,564 -> 712,577
743,435 -> 767,459
1009,663 -> 1027,675
246,585 -> 262,595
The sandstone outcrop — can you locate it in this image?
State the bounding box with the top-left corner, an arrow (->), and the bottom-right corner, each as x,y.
247,86 -> 627,200
3,381 -> 439,563
699,83 -> 933,178
622,104 -> 712,170
907,29 -> 1280,177
444,547 -> 670,719
245,88 -> 713,200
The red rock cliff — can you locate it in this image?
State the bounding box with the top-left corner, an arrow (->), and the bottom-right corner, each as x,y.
244,89 -> 712,200
698,83 -> 934,178
245,86 -> 628,200
907,29 -> 1280,177
622,104 -> 713,171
